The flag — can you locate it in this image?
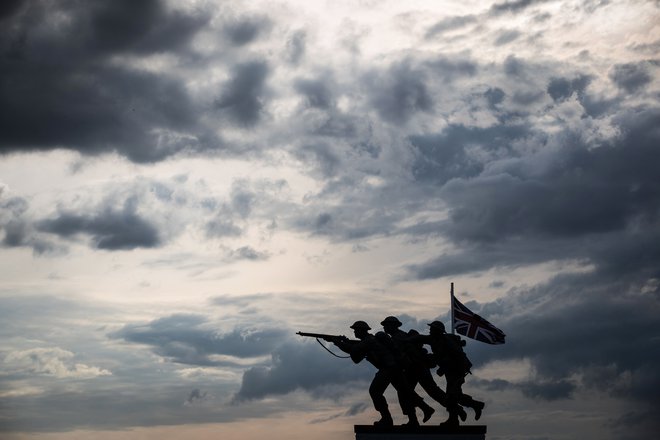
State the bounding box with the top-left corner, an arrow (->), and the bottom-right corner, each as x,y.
452,296 -> 506,344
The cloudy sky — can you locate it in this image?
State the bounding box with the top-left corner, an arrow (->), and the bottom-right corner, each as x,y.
1,0 -> 659,439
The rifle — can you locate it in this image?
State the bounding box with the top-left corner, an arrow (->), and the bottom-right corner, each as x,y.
296,331 -> 354,359
296,332 -> 348,343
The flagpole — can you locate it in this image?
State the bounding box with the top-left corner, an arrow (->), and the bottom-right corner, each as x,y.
450,282 -> 455,335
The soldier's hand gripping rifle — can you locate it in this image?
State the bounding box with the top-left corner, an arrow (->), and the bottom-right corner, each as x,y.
296,332 -> 353,358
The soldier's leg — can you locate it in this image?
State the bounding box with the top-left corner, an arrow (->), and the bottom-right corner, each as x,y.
369,371 -> 393,426
458,392 -> 485,420
390,369 -> 420,426
418,367 -> 466,422
417,367 -> 447,406
408,367 -> 436,422
439,371 -> 464,427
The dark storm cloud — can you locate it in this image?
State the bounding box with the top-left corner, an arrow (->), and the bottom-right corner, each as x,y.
312,113 -> 358,138
503,54 -> 526,77
410,123 -> 531,185
407,105 -> 660,279
473,377 -> 575,400
210,293 -> 274,308
425,15 -> 477,38
442,107 -> 658,244
519,379 -> 576,401
2,218 -> 28,247
609,409 -> 659,434
425,256 -> 660,437
111,314 -> 288,366
1,196 -> 29,248
0,0 -> 212,163
0,0 -> 23,20
5,63 -> 205,163
405,241 -> 558,279
83,0 -> 207,55
547,75 -> 592,102
38,198 -> 161,250
204,181 -> 262,238
229,183 -> 255,219
440,173 -> 625,242
511,89 -> 545,105
494,29 -> 521,46
0,196 -> 61,254
294,77 -> 335,109
629,39 -> 660,55
464,272 -> 660,420
223,15 -> 270,46
204,178 -> 289,241
295,143 -> 342,178
471,377 -> 511,392
226,246 -> 270,262
185,388 -> 207,405
579,93 -> 621,118
489,0 -> 549,15
366,61 -> 434,125
205,218 -> 243,237
345,401 -> 369,416
233,341 -> 371,402
285,30 -> 307,64
609,62 -> 653,93
484,87 -> 506,108
215,61 -> 270,127
289,203 -> 401,242
499,56 -> 585,109
426,56 -> 479,81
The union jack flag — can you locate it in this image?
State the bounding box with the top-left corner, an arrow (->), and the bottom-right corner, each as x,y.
452,296 -> 506,344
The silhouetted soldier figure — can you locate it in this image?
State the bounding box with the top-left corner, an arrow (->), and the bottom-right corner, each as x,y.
333,321 -> 420,426
381,316 -> 467,424
423,321 -> 485,427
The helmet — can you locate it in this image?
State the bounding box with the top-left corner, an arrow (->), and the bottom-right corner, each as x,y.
350,320 -> 371,330
427,321 -> 446,332
380,316 -> 402,327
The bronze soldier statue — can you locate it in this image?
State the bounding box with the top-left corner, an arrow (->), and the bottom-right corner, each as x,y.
422,321 -> 485,427
380,316 -> 467,424
332,321 -> 421,426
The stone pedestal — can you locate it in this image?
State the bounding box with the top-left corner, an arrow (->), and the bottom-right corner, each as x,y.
354,425 -> 486,440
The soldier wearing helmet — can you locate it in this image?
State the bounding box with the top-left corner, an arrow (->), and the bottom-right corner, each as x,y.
422,320 -> 485,427
381,316 -> 467,425
333,320 -> 419,426
350,320 -> 371,331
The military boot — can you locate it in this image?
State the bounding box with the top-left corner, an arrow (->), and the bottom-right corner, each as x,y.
472,400 -> 485,420
439,412 -> 460,428
403,412 -> 419,427
460,396 -> 485,420
458,405 -> 467,422
373,411 -> 393,426
420,401 -> 435,423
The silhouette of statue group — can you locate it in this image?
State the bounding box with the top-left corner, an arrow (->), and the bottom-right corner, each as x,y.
298,316 -> 483,427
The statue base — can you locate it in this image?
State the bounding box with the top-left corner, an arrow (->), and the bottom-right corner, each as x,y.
354,425 -> 486,440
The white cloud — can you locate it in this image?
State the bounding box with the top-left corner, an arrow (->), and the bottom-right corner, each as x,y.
3,348 -> 112,379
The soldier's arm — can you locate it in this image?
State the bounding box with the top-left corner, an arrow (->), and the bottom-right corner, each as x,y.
334,339 -> 368,363
333,338 -> 358,353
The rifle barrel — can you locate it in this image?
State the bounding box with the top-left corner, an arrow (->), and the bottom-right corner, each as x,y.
296,331 -> 344,340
